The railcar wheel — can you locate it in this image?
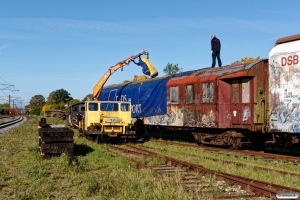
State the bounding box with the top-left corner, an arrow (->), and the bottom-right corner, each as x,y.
230,137 -> 241,150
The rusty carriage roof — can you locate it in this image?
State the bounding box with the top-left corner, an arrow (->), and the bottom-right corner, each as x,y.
200,59 -> 268,78
167,59 -> 268,84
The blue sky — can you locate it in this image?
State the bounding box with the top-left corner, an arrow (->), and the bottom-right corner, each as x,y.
1,0 -> 300,108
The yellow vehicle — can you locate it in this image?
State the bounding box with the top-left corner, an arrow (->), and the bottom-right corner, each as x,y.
83,101 -> 137,142
82,50 -> 156,142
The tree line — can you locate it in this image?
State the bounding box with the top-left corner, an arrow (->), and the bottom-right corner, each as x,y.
25,89 -> 94,115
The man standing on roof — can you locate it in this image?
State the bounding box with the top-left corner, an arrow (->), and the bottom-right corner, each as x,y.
211,34 -> 222,68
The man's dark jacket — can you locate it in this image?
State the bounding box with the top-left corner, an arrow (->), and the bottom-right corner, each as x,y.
211,37 -> 221,52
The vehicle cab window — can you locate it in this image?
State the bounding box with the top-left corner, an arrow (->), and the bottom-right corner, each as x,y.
88,103 -> 98,111
100,103 -> 118,111
121,103 -> 130,111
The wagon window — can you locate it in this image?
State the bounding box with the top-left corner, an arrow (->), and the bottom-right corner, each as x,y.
202,82 -> 214,103
121,103 -> 130,111
242,78 -> 250,103
185,84 -> 194,104
73,106 -> 78,112
88,103 -> 98,111
80,106 -> 85,112
232,80 -> 239,104
170,86 -> 179,104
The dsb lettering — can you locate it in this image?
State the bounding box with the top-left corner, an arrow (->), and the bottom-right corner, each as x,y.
281,55 -> 299,66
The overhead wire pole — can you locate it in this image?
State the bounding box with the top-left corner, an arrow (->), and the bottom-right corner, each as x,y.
13,97 -> 21,116
0,78 -> 20,116
10,96 -> 21,116
0,77 -> 22,115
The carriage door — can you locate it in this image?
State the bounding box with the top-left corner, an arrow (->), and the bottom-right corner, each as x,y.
231,78 -> 252,126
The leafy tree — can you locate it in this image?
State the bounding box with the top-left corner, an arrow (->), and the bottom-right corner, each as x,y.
231,56 -> 261,65
51,102 -> 69,110
47,89 -> 73,104
27,94 -> 45,115
29,95 -> 45,108
163,63 -> 182,75
0,103 -> 8,109
69,99 -> 81,105
82,94 -> 93,102
29,107 -> 42,115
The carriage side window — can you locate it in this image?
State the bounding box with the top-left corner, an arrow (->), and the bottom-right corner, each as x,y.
185,84 -> 194,104
121,103 -> 130,111
202,82 -> 214,103
232,80 -> 239,104
242,78 -> 250,103
170,86 -> 179,104
80,106 -> 85,112
88,103 -> 98,111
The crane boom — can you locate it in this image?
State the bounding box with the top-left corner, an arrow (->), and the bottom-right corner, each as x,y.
93,50 -> 149,99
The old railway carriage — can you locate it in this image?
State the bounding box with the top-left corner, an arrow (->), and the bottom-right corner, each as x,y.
168,60 -> 269,149
98,34 -> 300,149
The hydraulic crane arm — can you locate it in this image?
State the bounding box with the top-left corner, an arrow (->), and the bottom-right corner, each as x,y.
93,50 -> 149,99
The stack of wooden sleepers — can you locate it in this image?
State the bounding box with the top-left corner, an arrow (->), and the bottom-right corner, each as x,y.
38,118 -> 74,159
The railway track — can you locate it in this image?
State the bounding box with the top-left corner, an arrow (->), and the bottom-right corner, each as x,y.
142,142 -> 300,179
150,140 -> 300,163
107,145 -> 259,199
107,144 -> 300,199
0,116 -> 24,132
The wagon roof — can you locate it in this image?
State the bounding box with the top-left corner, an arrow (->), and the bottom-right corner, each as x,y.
169,59 -> 267,80
68,102 -> 85,108
275,33 -> 300,46
199,59 -> 267,77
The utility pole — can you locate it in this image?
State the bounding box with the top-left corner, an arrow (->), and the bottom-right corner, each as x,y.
8,95 -> 10,116
0,81 -> 20,116
12,100 -> 14,117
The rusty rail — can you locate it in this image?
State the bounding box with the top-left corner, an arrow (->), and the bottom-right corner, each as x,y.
151,140 -> 300,163
127,144 -> 300,199
107,145 -> 150,169
107,145 -> 260,199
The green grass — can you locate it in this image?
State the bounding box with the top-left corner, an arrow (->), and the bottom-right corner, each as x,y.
142,141 -> 300,190
0,116 -> 202,200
